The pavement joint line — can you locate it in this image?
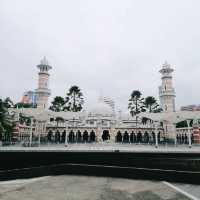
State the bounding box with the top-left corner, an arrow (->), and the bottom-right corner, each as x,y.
163,181 -> 199,200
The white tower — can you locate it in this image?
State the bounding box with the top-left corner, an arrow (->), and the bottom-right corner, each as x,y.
35,57 -> 52,109
159,61 -> 176,112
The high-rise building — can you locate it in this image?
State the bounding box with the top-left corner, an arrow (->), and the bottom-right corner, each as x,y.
35,57 -> 52,109
159,61 -> 176,112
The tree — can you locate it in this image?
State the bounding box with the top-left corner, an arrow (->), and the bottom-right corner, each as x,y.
144,96 -> 159,113
14,102 -> 33,109
49,96 -> 65,112
128,90 -> 145,116
64,86 -> 84,112
4,97 -> 14,108
0,98 -> 15,141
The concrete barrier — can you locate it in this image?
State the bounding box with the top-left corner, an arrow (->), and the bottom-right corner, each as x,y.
0,151 -> 200,183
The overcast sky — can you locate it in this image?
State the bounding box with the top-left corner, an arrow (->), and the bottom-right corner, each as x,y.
0,0 -> 200,112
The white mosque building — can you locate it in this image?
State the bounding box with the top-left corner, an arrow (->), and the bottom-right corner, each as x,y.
10,58 -> 200,146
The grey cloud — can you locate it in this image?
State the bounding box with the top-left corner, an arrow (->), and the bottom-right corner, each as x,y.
0,0 -> 200,111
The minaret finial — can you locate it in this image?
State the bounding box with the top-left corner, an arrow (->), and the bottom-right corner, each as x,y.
163,61 -> 170,68
40,56 -> 49,65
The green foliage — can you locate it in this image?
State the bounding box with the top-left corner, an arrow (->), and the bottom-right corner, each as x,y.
128,90 -> 145,116
0,98 -> 15,140
144,96 -> 162,113
49,96 -> 65,112
176,120 -> 193,128
14,102 -> 33,108
19,113 -> 31,125
64,85 -> 84,112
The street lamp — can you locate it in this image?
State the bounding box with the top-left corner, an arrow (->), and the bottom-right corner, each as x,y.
186,119 -> 192,148
29,117 -> 34,147
65,120 -> 68,147
154,120 -> 159,148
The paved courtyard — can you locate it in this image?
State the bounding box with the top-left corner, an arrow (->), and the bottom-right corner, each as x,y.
0,175 -> 195,200
1,143 -> 200,153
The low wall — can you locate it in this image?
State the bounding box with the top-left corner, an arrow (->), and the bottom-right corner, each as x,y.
0,150 -> 200,183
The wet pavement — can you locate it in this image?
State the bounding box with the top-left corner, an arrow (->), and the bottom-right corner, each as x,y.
0,175 -> 193,200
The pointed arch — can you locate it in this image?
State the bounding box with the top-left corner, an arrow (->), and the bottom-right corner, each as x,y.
76,130 -> 82,143
83,130 -> 89,142
47,130 -> 53,142
90,130 -> 96,142
116,131 -> 122,143
68,130 -> 75,143
123,131 -> 129,143
55,130 -> 61,143
102,130 -> 110,141
61,130 -> 66,143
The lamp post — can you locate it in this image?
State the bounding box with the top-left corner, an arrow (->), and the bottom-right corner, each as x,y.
29,117 -> 34,147
65,120 -> 68,147
186,119 -> 192,148
154,120 -> 159,148
173,123 -> 177,147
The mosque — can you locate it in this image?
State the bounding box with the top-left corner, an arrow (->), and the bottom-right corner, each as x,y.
10,58 -> 200,146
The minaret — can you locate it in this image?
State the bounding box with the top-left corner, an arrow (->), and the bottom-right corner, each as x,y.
159,61 -> 176,112
35,57 -> 52,109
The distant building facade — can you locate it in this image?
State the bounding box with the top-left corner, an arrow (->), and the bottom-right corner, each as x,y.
21,91 -> 37,107
181,105 -> 200,111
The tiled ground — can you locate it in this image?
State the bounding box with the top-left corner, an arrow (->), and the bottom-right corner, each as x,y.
0,175 -> 191,200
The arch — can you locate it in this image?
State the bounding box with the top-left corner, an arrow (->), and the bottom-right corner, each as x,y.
144,131 -> 149,143
184,133 -> 188,144
130,131 -> 136,143
55,130 -> 61,143
152,131 -> 155,144
176,133 -> 180,144
116,131 -> 122,143
102,130 -> 110,141
158,131 -> 161,143
47,130 -> 53,142
61,130 -> 66,143
191,133 -> 194,144
123,131 -> 129,143
137,131 -> 142,143
90,130 -> 96,142
76,130 -> 82,143
83,130 -> 89,142
68,130 -> 75,143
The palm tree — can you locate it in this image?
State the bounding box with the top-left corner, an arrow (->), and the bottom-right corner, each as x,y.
64,86 -> 84,112
144,96 -> 157,113
144,96 -> 162,113
49,96 -> 65,112
128,90 -> 145,129
128,90 -> 145,116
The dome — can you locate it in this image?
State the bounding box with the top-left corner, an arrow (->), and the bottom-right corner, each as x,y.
89,101 -> 114,117
120,111 -> 132,120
